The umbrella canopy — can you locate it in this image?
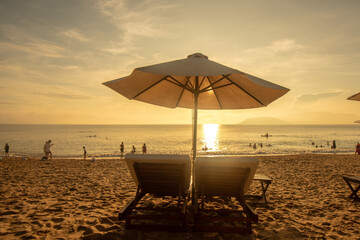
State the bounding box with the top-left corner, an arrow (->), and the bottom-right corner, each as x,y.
104,53 -> 289,110
103,53 -> 289,160
348,92 -> 360,101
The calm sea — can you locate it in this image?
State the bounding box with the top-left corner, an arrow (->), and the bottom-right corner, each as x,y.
0,124 -> 359,158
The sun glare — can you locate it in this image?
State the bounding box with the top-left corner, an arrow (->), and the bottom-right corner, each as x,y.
202,124 -> 219,151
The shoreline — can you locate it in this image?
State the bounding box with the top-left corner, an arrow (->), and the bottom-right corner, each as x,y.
3,151 -> 357,161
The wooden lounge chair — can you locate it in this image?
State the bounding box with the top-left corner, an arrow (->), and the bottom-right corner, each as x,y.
119,154 -> 191,231
194,155 -> 259,234
343,175 -> 360,201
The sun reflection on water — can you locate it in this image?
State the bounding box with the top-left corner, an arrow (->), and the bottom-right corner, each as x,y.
202,124 -> 219,151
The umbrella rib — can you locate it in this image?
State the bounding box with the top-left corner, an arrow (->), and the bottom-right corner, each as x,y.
199,75 -> 230,93
175,76 -> 193,107
186,76 -> 195,91
224,75 -> 264,105
199,76 -> 206,89
175,86 -> 186,108
212,83 -> 224,109
166,76 -> 193,92
133,75 -> 169,99
203,82 -> 234,91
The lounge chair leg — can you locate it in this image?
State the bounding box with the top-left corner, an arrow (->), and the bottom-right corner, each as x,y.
118,189 -> 144,220
350,185 -> 360,200
262,180 -> 271,203
344,179 -> 360,200
237,196 -> 258,223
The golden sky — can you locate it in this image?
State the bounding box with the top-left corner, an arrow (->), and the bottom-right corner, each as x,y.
0,0 -> 359,124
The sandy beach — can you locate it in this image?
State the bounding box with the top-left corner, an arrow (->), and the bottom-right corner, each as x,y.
1,154 -> 360,239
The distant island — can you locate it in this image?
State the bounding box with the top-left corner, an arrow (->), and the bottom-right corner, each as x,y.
240,117 -> 288,125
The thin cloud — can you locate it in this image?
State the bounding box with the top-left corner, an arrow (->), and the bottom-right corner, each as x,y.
97,0 -> 176,42
0,24 -> 65,58
61,29 -> 89,42
244,39 -> 304,55
0,41 -> 65,58
0,101 -> 15,105
101,46 -> 134,55
36,92 -> 91,100
218,39 -> 343,84
46,64 -> 79,70
296,92 -> 343,103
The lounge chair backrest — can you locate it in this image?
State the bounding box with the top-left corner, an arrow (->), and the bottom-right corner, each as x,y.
125,154 -> 191,195
134,162 -> 186,195
195,156 -> 259,195
198,165 -> 250,197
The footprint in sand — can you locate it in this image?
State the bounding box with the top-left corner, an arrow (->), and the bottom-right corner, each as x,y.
0,210 -> 18,216
14,230 -> 29,237
53,224 -> 63,230
95,224 -> 106,232
51,217 -> 65,223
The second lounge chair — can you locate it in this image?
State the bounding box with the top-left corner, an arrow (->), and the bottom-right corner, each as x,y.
194,155 -> 259,234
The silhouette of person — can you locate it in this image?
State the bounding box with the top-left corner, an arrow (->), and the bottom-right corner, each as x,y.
120,142 -> 124,154
132,145 -> 136,154
83,146 -> 87,160
355,143 -> 360,155
331,140 -> 336,150
4,143 -> 9,157
44,140 -> 53,160
142,143 -> 147,154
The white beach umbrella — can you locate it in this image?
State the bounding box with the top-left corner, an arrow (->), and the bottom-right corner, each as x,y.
103,52 -> 289,162
348,92 -> 360,101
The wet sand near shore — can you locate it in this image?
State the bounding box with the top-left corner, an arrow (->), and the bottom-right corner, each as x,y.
1,154 -> 359,239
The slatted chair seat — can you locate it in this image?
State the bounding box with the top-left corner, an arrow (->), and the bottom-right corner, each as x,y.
194,155 -> 259,234
118,154 -> 191,231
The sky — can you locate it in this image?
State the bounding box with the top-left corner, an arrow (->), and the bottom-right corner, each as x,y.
0,0 -> 360,125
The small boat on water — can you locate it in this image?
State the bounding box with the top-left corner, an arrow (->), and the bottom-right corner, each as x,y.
261,133 -> 272,138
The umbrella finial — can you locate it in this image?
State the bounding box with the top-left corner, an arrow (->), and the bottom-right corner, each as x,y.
187,53 -> 208,59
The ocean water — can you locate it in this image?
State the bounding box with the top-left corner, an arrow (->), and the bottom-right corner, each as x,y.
0,124 -> 359,158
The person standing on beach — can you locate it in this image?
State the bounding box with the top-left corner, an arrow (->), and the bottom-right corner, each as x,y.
331,140 -> 336,150
44,140 -> 53,160
142,143 -> 147,154
83,146 -> 87,160
355,143 -> 360,156
4,143 -> 9,157
120,142 -> 124,155
132,145 -> 136,154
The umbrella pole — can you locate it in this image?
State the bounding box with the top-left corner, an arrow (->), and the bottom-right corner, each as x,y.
192,78 -> 199,204
192,94 -> 198,167
191,95 -> 198,204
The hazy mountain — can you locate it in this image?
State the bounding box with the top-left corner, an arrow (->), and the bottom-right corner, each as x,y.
240,117 -> 288,125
